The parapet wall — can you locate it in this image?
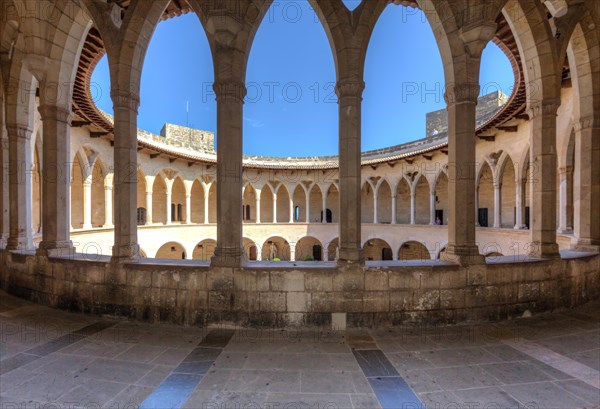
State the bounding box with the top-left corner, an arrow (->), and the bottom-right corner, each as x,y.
1,251 -> 597,328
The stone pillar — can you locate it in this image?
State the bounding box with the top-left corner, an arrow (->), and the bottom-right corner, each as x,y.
514,178 -> 527,229
444,83 -> 484,265
211,81 -> 246,268
475,186 -> 480,227
82,181 -> 92,229
111,92 -> 140,260
429,190 -> 436,225
0,129 -> 8,247
322,192 -> 328,223
528,100 -> 560,258
36,106 -> 75,255
185,194 -> 191,224
272,192 -> 278,223
104,185 -> 113,228
289,244 -> 296,262
391,193 -> 397,225
336,79 -> 365,264
557,167 -> 572,233
166,187 -> 172,225
6,125 -> 33,250
305,190 -> 311,223
410,190 -> 416,225
373,189 -> 378,224
204,185 -> 210,224
493,182 -> 502,228
289,196 -> 294,223
323,247 -> 329,262
572,117 -> 600,251
145,190 -> 153,225
255,192 -> 261,224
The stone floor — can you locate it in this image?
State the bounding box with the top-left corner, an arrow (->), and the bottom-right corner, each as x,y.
0,291 -> 598,409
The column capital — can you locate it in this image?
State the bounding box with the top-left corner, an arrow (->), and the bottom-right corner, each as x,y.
6,125 -> 33,140
573,116 -> 598,132
213,81 -> 246,103
459,20 -> 497,57
38,105 -> 72,124
110,90 -> 140,112
558,166 -> 573,176
444,83 -> 480,105
335,80 -> 365,99
527,99 -> 561,119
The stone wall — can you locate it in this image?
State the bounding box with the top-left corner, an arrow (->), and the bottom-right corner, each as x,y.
426,91 -> 509,138
1,250 -> 597,327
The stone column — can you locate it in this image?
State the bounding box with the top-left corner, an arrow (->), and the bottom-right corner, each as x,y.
289,196 -> 294,223
373,189 -> 378,224
0,129 -> 8,247
185,194 -> 191,224
493,182 -> 502,228
323,247 -> 329,262
211,81 -> 246,267
36,106 -> 74,255
255,190 -> 261,224
557,167 -> 571,233
272,192 -> 278,223
204,185 -> 210,224
111,92 -> 140,260
289,244 -> 296,262
391,193 -> 397,225
6,125 -> 33,250
410,190 -> 416,225
444,83 -> 484,265
166,185 -> 172,225
322,192 -> 328,223
572,117 -> 600,251
336,79 -> 365,263
429,190 -> 436,225
104,185 -> 113,228
475,186 -> 480,227
514,178 -> 527,229
528,100 -> 560,258
305,190 -> 311,223
145,190 -> 153,225
82,181 -> 92,229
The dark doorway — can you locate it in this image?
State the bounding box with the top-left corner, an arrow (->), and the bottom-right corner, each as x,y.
435,210 -> 444,225
525,206 -> 530,229
312,245 -> 322,261
382,248 -> 393,261
478,208 -> 489,227
321,209 -> 333,223
249,245 -> 257,261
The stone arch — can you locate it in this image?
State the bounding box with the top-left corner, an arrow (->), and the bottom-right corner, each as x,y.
152,175 -> 168,225
192,239 -> 217,261
477,161 -> 495,227
242,183 -> 257,223
396,177 -> 411,224
414,174 -> 430,225
262,236 -> 291,261
296,236 -> 324,261
434,171 -> 448,225
191,179 -> 206,224
171,176 -> 186,223
363,238 -> 393,261
377,180 -> 392,224
243,237 -> 259,261
327,237 -> 339,261
399,240 -> 431,261
207,183 -> 217,224
325,184 -> 339,223
90,157 -> 106,228
275,184 -> 290,223
361,181 -> 375,223
260,184 -> 275,223
70,151 -> 87,229
292,184 -> 308,222
498,154 -> 517,228
155,241 -> 186,260
309,184 -> 323,223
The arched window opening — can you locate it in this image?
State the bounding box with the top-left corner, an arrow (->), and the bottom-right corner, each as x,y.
363,239 -> 392,261
245,0 -> 337,156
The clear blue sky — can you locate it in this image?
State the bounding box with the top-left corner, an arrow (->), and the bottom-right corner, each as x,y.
91,2 -> 514,157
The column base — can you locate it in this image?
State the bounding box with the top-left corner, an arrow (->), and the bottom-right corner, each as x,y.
442,244 -> 485,266
527,242 -> 561,259
6,236 -> 34,251
111,243 -> 141,262
103,224 -> 114,229
82,224 -> 93,230
557,228 -> 573,234
37,241 -> 75,258
570,238 -> 600,253
514,225 -> 528,230
211,247 -> 245,268
337,247 -> 364,266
